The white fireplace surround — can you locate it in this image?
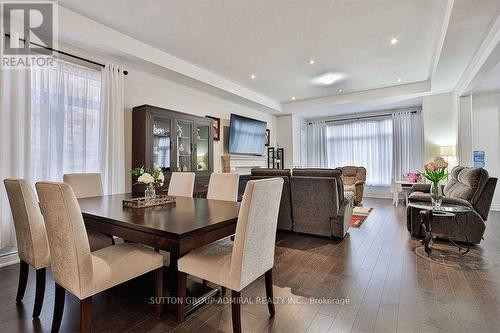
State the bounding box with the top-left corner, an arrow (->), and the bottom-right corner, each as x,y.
221,155 -> 267,175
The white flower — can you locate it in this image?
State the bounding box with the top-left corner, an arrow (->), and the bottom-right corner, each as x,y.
158,172 -> 165,181
138,172 -> 154,184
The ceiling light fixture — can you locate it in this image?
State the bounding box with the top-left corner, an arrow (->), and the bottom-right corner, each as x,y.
338,89 -> 343,93
312,72 -> 346,86
291,96 -> 296,101
390,37 -> 399,45
250,74 -> 256,80
397,78 -> 402,82
308,59 -> 315,65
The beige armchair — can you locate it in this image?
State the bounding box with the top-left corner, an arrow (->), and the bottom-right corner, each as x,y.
340,166 -> 366,204
36,182 -> 164,332
3,179 -> 50,319
63,173 -> 114,251
177,178 -> 284,332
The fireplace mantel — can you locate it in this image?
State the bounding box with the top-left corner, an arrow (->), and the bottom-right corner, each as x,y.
221,155 -> 267,174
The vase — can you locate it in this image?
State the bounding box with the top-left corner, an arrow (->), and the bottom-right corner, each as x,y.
430,181 -> 442,208
145,184 -> 156,204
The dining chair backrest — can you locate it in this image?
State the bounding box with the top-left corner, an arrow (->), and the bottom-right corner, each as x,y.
63,173 -> 103,199
207,173 -> 240,202
168,172 -> 195,197
230,178 -> 283,290
36,182 -> 94,299
3,179 -> 50,269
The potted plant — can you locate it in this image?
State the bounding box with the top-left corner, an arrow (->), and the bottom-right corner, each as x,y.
422,157 -> 449,208
131,166 -> 165,202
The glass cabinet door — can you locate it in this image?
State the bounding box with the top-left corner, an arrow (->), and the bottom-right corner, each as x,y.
152,117 -> 171,171
196,124 -> 210,171
176,120 -> 193,171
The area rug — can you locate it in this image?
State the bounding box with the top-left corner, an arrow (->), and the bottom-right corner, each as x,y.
413,244 -> 495,270
350,207 -> 373,227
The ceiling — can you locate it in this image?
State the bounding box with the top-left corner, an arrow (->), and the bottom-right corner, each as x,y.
58,0 -> 500,118
60,0 -> 447,103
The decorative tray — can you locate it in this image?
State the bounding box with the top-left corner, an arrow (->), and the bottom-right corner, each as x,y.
123,195 -> 176,209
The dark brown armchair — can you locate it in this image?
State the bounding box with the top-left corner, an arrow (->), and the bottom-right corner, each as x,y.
407,166 -> 497,244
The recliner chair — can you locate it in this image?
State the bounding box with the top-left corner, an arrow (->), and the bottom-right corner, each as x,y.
290,168 -> 354,238
340,166 -> 366,204
407,166 -> 497,244
250,168 -> 293,231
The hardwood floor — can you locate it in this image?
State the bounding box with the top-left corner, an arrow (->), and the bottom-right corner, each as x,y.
1,198 -> 500,332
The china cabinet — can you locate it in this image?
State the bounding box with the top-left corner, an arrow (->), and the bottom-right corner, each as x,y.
132,105 -> 213,193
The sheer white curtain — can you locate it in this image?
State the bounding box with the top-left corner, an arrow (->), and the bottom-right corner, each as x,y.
325,117 -> 393,186
0,68 -> 31,248
392,111 -> 424,183
30,61 -> 102,181
306,121 -> 328,167
100,64 -> 125,194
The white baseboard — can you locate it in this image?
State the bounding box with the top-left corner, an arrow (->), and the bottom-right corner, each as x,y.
363,186 -> 393,199
0,251 -> 19,268
490,203 -> 500,211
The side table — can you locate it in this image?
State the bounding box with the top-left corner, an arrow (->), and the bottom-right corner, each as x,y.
408,203 -> 472,255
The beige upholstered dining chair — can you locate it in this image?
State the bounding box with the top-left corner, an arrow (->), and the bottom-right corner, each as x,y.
207,173 -> 240,202
36,182 -> 164,333
177,178 -> 284,332
167,172 -> 195,197
63,173 -> 113,251
3,179 -> 50,319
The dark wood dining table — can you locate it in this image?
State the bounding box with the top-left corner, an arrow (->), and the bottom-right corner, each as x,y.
77,193 -> 240,320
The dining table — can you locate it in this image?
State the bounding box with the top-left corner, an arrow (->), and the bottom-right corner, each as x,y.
77,193 -> 240,321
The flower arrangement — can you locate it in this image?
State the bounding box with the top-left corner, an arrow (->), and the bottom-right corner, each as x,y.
131,166 -> 165,186
423,157 -> 449,207
404,171 -> 422,183
131,166 -> 165,202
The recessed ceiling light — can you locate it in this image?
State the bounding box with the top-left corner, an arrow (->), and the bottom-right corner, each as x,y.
308,59 -> 315,65
250,74 -> 256,80
390,37 -> 399,45
338,89 -> 343,93
397,78 -> 402,82
312,72 -> 346,86
291,96 -> 296,101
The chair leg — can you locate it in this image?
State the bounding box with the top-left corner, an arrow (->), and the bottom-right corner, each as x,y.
80,297 -> 92,333
231,290 -> 242,333
32,267 -> 46,318
16,260 -> 29,303
154,267 -> 163,318
177,271 -> 187,322
265,269 -> 275,317
51,283 -> 65,333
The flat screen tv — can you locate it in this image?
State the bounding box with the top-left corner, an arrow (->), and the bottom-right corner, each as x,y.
228,114 -> 267,156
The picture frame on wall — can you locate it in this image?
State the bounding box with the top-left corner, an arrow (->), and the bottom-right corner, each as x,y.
205,116 -> 220,141
265,128 -> 270,146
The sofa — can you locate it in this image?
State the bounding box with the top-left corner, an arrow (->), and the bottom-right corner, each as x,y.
250,168 -> 354,239
249,168 -> 293,231
407,166 -> 497,244
290,168 -> 354,238
340,166 -> 366,204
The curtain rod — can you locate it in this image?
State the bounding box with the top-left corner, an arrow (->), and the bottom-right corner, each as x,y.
4,33 -> 128,75
308,110 -> 418,125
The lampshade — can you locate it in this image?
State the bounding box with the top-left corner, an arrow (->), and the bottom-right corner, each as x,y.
440,145 -> 456,157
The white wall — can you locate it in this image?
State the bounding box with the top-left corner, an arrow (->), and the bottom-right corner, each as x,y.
421,92 -> 458,166
124,68 -> 277,190
470,91 -> 500,207
276,114 -> 306,169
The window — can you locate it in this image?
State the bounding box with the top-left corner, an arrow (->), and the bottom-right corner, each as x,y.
30,60 -> 102,181
325,117 -> 393,186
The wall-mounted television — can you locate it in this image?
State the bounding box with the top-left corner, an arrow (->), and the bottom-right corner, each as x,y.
228,114 -> 267,156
